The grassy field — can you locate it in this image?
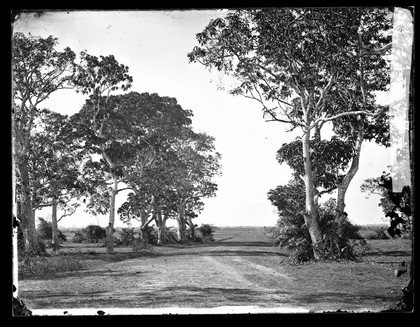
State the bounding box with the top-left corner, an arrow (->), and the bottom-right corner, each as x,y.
17,225 -> 412,314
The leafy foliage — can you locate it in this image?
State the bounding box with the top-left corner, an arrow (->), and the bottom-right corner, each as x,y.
73,51 -> 133,96
115,228 -> 136,246
268,181 -> 363,263
361,171 -> 412,237
82,225 -> 106,243
71,231 -> 86,243
36,218 -> 67,243
12,32 -> 77,251
188,8 -> 391,125
189,8 -> 392,258
197,224 -> 219,242
276,137 -> 354,190
28,109 -> 87,212
12,32 -> 76,108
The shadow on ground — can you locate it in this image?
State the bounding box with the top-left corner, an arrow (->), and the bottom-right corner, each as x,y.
292,291 -> 394,308
23,286 -> 292,309
363,250 -> 411,257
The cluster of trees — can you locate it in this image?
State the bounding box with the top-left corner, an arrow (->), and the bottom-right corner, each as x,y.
188,7 -> 413,309
12,32 -> 222,257
188,7 -> 393,259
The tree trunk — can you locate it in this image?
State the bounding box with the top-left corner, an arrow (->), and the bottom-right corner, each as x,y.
302,128 -> 324,260
177,203 -> 187,243
140,209 -> 149,244
187,216 -> 196,241
335,119 -> 364,235
106,175 -> 118,254
51,198 -> 59,251
156,209 -> 168,245
17,158 -> 40,253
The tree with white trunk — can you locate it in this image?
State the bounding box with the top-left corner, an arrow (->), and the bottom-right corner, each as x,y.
12,32 -> 76,252
188,7 -> 392,259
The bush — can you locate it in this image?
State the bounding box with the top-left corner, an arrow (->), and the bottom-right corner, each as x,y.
273,199 -> 364,263
271,213 -> 311,263
71,231 -> 86,243
36,218 -> 67,243
115,227 -> 159,247
365,227 -> 389,240
18,237 -> 47,262
145,226 -> 158,245
70,225 -> 106,243
17,224 -> 47,259
197,224 -> 218,242
165,227 -> 179,244
117,228 -> 136,246
186,229 -> 203,242
19,253 -> 83,278
184,227 -> 203,242
82,225 -> 106,243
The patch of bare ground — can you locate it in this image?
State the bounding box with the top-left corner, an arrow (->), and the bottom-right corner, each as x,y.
18,227 -> 411,313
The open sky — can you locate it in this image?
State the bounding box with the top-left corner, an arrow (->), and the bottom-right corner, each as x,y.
13,10 -> 394,228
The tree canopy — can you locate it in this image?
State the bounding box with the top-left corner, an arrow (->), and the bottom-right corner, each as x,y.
188,7 -> 393,259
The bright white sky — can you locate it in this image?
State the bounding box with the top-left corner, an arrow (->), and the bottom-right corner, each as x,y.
14,10 -> 393,228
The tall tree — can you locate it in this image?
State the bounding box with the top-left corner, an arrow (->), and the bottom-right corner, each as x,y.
28,109 -> 86,250
171,130 -> 221,242
12,32 -> 76,251
188,8 -> 392,259
117,127 -> 221,244
71,52 -> 133,253
73,91 -> 194,246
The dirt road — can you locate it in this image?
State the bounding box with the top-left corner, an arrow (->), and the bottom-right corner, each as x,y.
19,228 -> 408,315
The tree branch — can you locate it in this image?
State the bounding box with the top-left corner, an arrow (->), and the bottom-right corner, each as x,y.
242,85 -> 299,126
308,110 -> 378,131
140,213 -> 155,231
316,186 -> 337,197
315,73 -> 336,110
57,204 -> 79,222
116,187 -> 135,194
366,43 -> 392,56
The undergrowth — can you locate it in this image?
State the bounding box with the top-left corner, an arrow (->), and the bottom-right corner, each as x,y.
19,251 -> 83,278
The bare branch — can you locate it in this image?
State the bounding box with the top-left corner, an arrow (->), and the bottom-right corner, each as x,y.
58,204 -> 79,222
116,187 -> 135,194
263,108 -> 302,125
317,186 -> 337,197
308,110 -> 377,131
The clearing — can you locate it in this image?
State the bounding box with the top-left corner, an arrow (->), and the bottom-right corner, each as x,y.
18,227 -> 411,315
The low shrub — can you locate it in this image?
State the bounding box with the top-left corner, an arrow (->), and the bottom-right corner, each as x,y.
197,224 -> 218,242
19,253 -> 83,278
36,218 -> 67,244
83,225 -> 106,243
145,226 -> 158,245
117,228 -> 136,246
71,231 -> 86,243
365,227 -> 389,240
71,225 -> 106,243
165,227 -> 179,244
17,224 -> 46,257
274,199 -> 364,263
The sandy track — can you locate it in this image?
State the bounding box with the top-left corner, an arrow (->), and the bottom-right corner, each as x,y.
21,227 -> 300,313
19,227 -> 410,314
